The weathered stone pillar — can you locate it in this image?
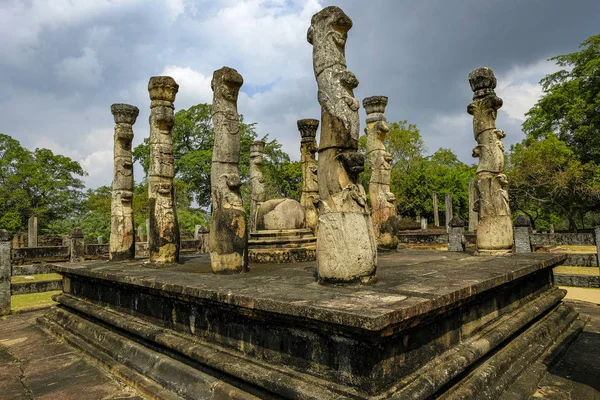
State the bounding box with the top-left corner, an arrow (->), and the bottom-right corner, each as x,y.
468,67 -> 513,253
146,219 -> 150,244
445,193 -> 453,230
514,214 -> 532,253
148,76 -> 180,263
421,218 -> 428,232
209,67 -> 248,274
364,96 -> 396,240
433,193 -> 439,227
69,228 -> 85,263
468,177 -> 479,232
28,216 -> 37,247
109,103 -> 139,261
594,217 -> 600,267
97,236 -> 103,245
0,229 -> 10,316
448,217 -> 466,252
137,225 -> 144,242
298,119 -> 320,233
308,6 -> 377,284
249,140 -> 266,232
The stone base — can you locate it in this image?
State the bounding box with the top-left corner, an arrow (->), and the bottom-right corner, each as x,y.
249,229 -> 316,263
40,251 -> 581,399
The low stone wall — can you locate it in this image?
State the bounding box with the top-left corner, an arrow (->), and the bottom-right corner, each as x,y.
530,233 -> 595,247
564,253 -> 597,267
11,246 -> 69,265
11,279 -> 63,295
397,233 -> 448,244
84,244 -> 110,259
12,264 -> 55,275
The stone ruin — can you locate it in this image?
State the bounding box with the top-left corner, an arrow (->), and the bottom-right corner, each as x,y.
298,118 -> 320,233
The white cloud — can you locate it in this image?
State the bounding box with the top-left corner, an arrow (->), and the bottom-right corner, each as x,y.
55,47 -> 104,86
160,65 -> 214,109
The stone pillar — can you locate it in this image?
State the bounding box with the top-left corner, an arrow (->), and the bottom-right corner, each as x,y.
594,217 -> 600,268
433,193 -> 439,227
468,177 -> 479,232
445,193 -> 453,230
97,236 -> 103,245
364,96 -> 396,240
308,6 -> 377,284
468,67 -> 513,253
69,228 -> 85,263
109,103 -> 139,261
28,216 -> 37,247
137,225 -> 144,241
448,217 -> 465,252
549,224 -> 555,234
146,219 -> 150,244
298,119 -> 320,233
0,229 -> 10,316
514,214 -> 532,253
249,140 -> 266,232
209,67 -> 248,274
421,218 -> 428,232
194,225 -> 201,240
148,76 -> 180,263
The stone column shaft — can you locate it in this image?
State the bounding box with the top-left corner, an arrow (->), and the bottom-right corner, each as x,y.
249,140 -> 266,232
209,67 -> 248,274
514,214 -> 532,253
448,217 -> 466,252
110,103 -> 139,261
28,216 -> 37,247
308,6 -> 377,284
364,96 -> 396,240
0,229 -> 10,316
148,76 -> 180,263
69,228 -> 84,263
433,193 -> 439,227
298,119 -> 320,232
445,193 -> 453,230
468,67 -> 513,253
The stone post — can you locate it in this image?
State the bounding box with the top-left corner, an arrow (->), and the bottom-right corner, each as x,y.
513,214 -> 532,253
209,67 -> 248,274
137,225 -> 144,241
448,217 -> 466,252
109,103 -> 139,261
249,140 -> 266,232
445,193 -> 453,230
308,6 -> 377,284
364,96 -> 396,240
148,76 -> 180,263
433,193 -> 439,227
594,217 -> 600,268
421,218 -> 428,232
146,219 -> 150,244
28,216 -> 37,247
69,228 -> 85,263
194,225 -> 201,240
0,229 -> 11,316
468,67 -> 513,253
549,224 -> 555,234
298,119 -> 320,233
468,177 -> 479,232
97,236 -> 103,245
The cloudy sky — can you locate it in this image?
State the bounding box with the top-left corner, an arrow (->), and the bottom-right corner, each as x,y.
1,0 -> 598,188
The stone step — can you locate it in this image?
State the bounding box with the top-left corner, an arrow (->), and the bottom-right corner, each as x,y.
248,236 -> 316,249
250,229 -> 314,239
249,246 -> 316,263
553,266 -> 600,288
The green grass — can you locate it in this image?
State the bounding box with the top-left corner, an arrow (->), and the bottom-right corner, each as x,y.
11,273 -> 62,283
11,290 -> 61,311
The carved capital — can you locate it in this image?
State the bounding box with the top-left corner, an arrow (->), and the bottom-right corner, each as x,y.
363,96 -> 388,115
111,103 -> 139,125
211,67 -> 243,103
250,140 -> 265,158
148,76 -> 179,106
297,119 -> 319,141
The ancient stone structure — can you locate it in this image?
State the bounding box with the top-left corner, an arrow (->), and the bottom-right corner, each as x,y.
308,6 -> 377,284
514,214 -> 532,253
255,199 -> 305,230
297,119 -> 320,232
364,96 -> 397,240
69,228 -> 84,263
0,229 -> 10,316
468,67 -> 513,253
148,76 -> 180,263
209,67 -> 248,274
28,216 -> 37,247
109,103 -> 139,261
468,177 -> 479,232
448,216 -> 466,252
433,193 -> 440,227
249,140 -> 266,232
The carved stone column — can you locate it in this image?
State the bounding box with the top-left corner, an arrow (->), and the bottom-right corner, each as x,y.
209,67 -> 248,274
364,96 -> 396,239
297,119 -> 320,233
249,140 -> 266,232
467,67 -> 513,253
308,6 -> 377,284
109,103 -> 139,261
148,76 -> 180,263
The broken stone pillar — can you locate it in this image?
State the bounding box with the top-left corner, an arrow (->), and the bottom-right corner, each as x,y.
513,214 -> 532,253
468,177 -> 479,232
109,103 -> 139,261
69,228 -> 85,263
549,224 -> 555,234
209,67 -> 248,274
468,67 -> 513,253
364,96 -> 397,240
249,140 -> 266,232
28,216 -> 37,247
308,6 -> 377,284
421,218 -> 428,232
137,225 -> 144,242
298,119 -> 320,232
433,193 -> 439,227
148,76 -> 180,263
0,229 -> 10,316
445,193 -> 453,230
448,216 -> 466,252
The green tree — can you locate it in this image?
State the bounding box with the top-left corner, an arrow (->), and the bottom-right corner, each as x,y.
0,133 -> 86,233
523,34 -> 600,164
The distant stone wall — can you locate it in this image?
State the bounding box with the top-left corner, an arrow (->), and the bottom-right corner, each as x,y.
530,233 -> 595,247
397,233 -> 448,244
11,246 -> 70,265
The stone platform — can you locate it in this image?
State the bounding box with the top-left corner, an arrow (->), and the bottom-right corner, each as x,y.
248,228 -> 316,263
38,250 -> 583,399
